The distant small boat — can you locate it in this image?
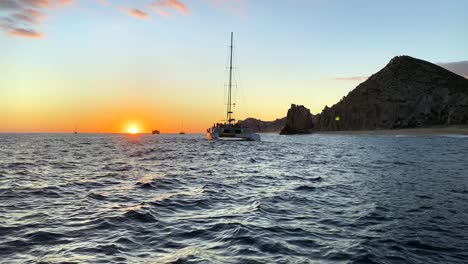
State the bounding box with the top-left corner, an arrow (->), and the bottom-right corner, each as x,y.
206,32 -> 260,141
179,121 -> 185,135
152,130 -> 160,134
74,123 -> 78,135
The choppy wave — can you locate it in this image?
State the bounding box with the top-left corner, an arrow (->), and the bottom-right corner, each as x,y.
0,133 -> 467,263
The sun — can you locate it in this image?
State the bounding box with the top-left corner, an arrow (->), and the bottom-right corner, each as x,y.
128,127 -> 138,134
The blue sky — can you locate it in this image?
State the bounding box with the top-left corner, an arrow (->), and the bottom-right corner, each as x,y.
1,0 -> 467,132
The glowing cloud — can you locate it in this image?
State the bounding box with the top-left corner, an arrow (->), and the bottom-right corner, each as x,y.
151,0 -> 190,16
57,0 -> 74,5
0,0 -> 73,39
0,0 -> 248,38
123,8 -> 150,20
20,0 -> 50,8
8,28 -> 44,38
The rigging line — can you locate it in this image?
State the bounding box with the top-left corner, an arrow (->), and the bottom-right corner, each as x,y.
222,43 -> 230,111
231,35 -> 237,107
227,32 -> 234,123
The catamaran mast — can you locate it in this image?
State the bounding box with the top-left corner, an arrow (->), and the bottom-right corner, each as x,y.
227,32 -> 234,124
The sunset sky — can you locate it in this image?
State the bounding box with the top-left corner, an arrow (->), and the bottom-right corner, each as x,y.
1,0 -> 467,133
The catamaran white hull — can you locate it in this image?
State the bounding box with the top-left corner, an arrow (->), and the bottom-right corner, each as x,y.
206,33 -> 261,142
206,132 -> 260,141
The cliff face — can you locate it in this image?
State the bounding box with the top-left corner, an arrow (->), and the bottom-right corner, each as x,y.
316,56 -> 468,131
239,117 -> 286,133
280,104 -> 314,135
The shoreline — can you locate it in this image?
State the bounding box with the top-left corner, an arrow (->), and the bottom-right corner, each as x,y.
314,126 -> 468,136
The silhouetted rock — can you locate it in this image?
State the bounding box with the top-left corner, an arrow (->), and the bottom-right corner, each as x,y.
238,117 -> 286,133
280,104 -> 314,134
316,55 -> 468,131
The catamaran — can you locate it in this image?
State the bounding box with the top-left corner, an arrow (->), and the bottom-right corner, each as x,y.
206,33 -> 260,141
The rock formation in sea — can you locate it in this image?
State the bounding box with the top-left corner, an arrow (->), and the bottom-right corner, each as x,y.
238,117 -> 286,133
277,55 -> 468,134
316,55 -> 468,131
279,104 -> 315,134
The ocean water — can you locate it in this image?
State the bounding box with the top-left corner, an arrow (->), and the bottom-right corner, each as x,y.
0,134 -> 467,264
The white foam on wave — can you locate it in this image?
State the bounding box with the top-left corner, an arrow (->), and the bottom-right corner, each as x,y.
438,134 -> 468,138
151,186 -> 205,203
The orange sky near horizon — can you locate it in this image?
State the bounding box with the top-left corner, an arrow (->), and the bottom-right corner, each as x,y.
0,80 -> 292,134
1,99 -> 222,134
1,108 -> 215,134
0,105 -> 287,134
0,62 -> 309,134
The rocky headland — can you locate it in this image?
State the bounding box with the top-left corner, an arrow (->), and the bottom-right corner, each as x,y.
278,56 -> 468,134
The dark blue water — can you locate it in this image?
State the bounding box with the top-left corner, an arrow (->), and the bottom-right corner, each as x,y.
0,134 -> 467,263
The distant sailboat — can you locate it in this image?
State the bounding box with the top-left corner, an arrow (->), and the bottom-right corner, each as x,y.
206,32 -> 260,141
74,123 -> 78,135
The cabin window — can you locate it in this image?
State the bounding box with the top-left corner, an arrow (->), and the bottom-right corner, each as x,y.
223,129 -> 230,133
235,130 -> 241,133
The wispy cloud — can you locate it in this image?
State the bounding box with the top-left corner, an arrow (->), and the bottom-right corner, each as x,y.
9,27 -> 44,38
1,0 -> 244,39
0,0 -> 21,10
438,61 -> 468,79
334,76 -> 368,82
13,8 -> 47,24
0,0 -> 72,39
57,0 -> 74,6
19,0 -> 50,8
150,0 -> 190,17
123,8 -> 149,20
